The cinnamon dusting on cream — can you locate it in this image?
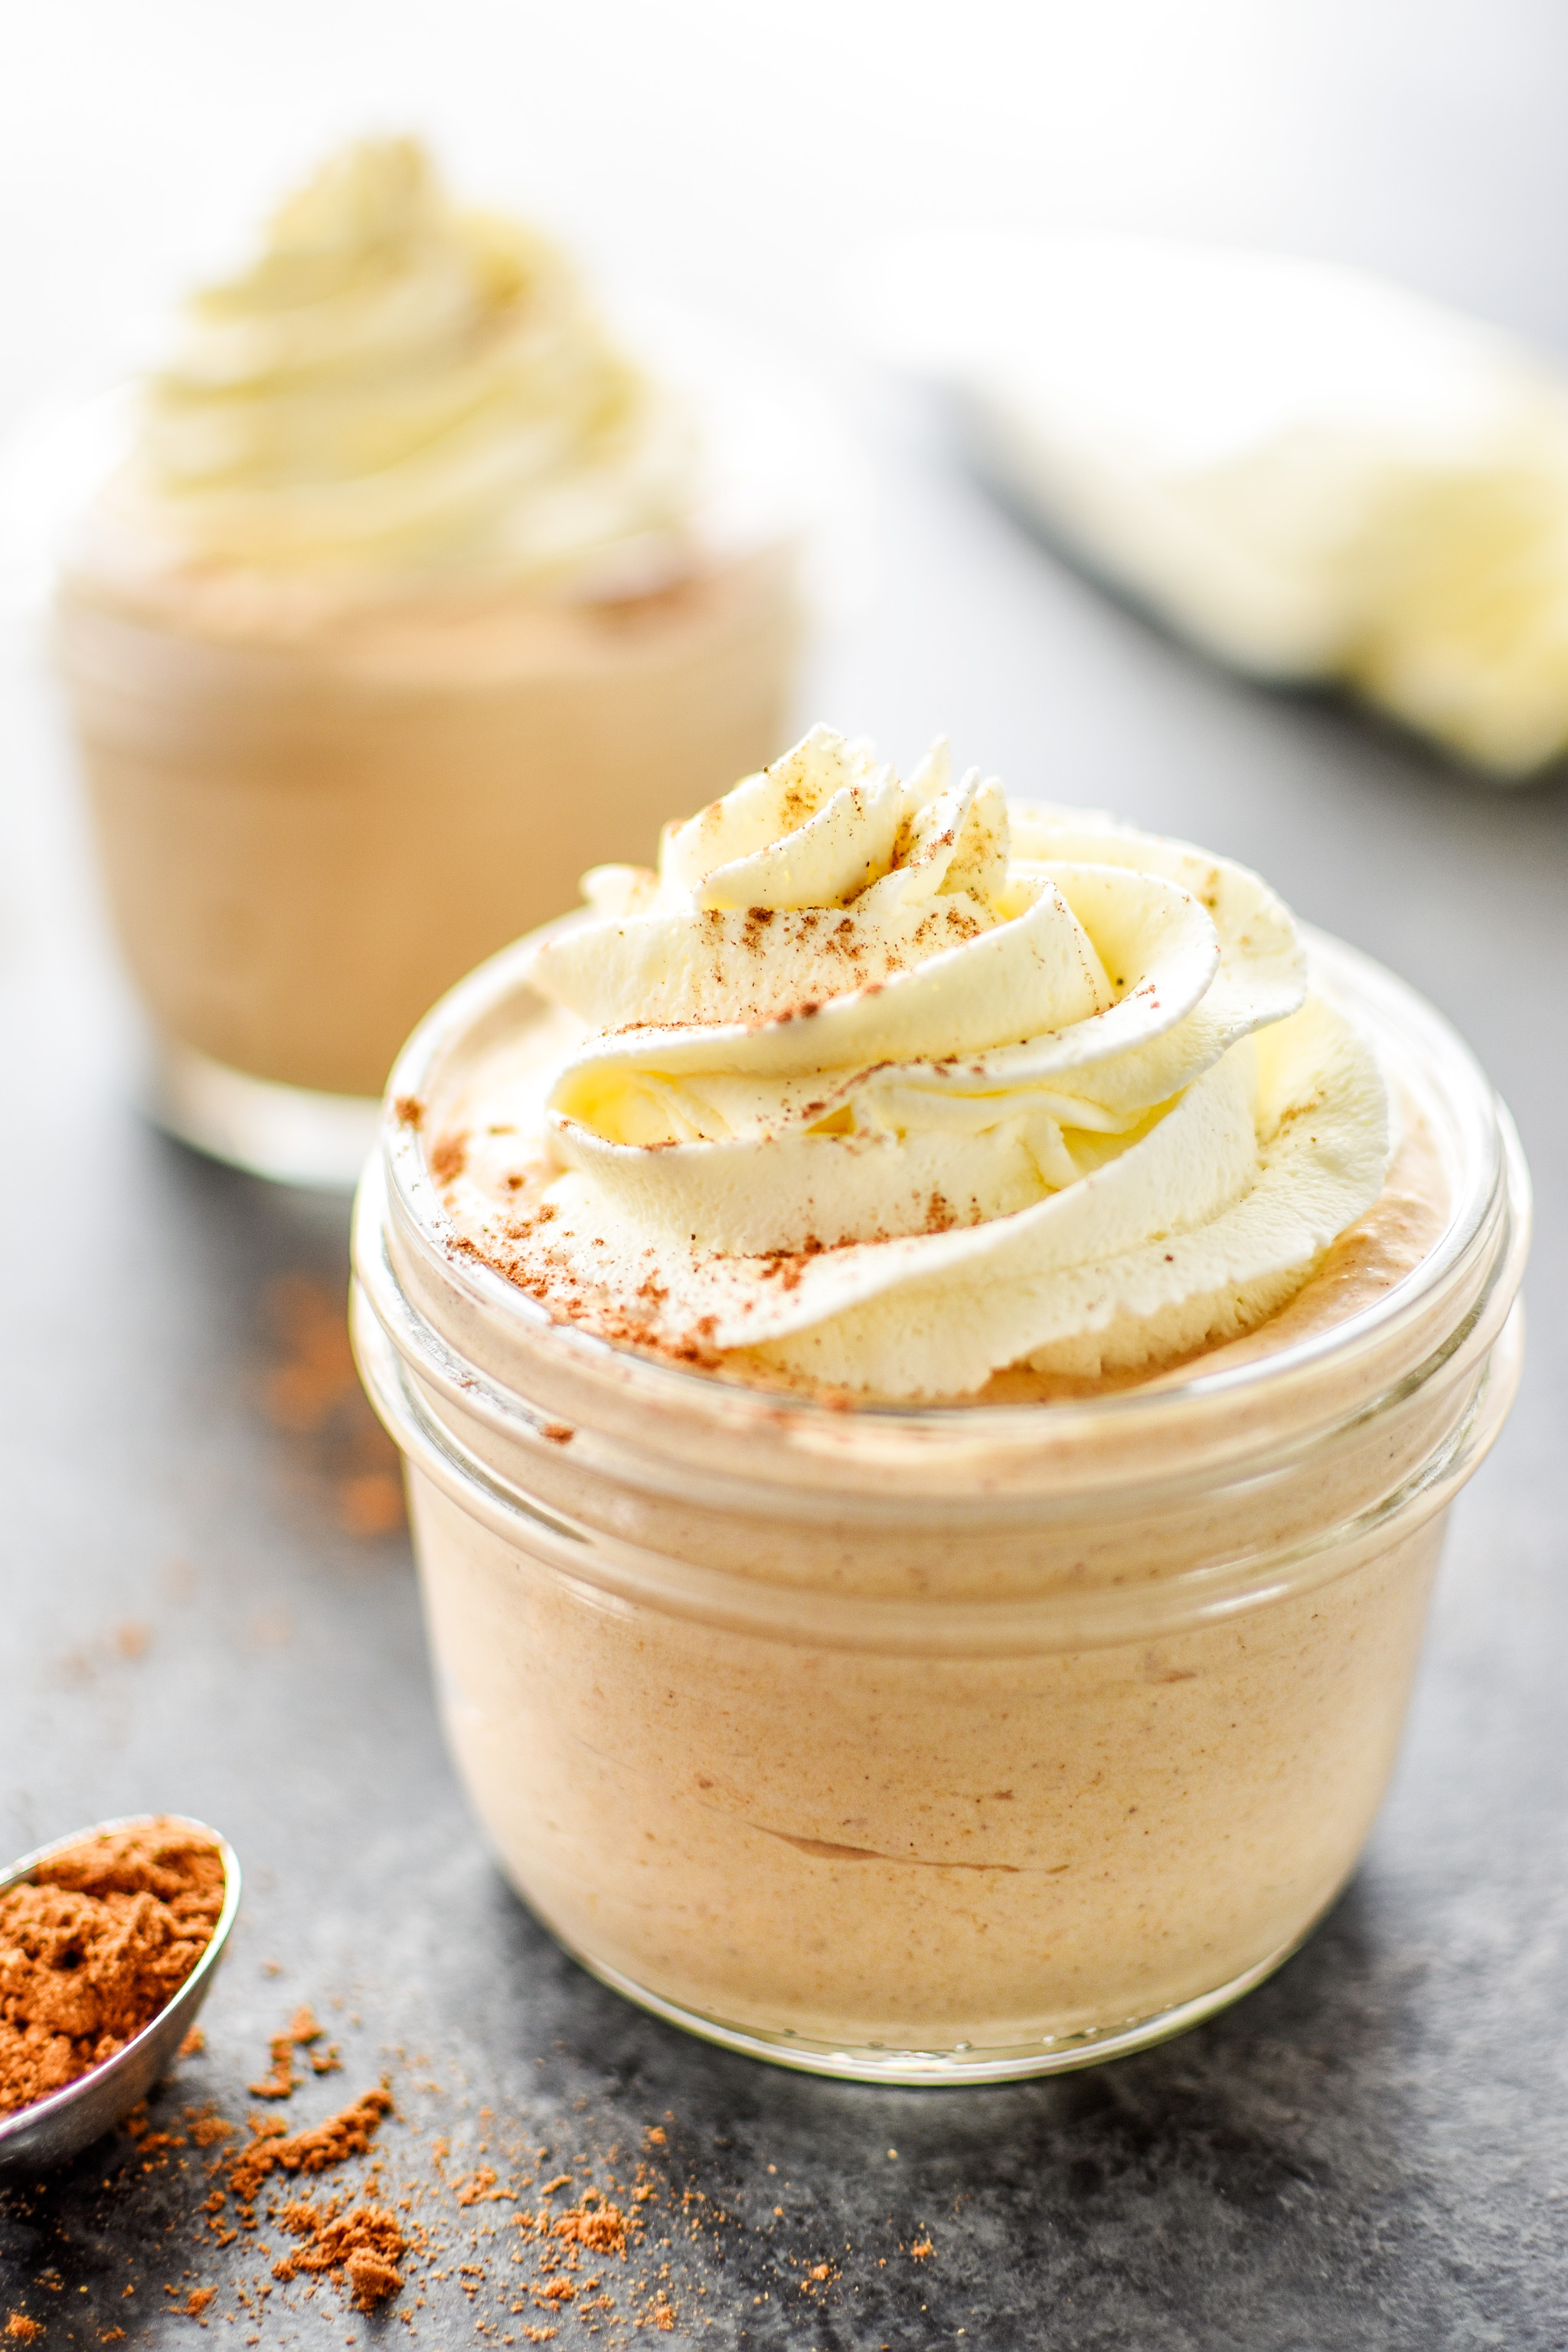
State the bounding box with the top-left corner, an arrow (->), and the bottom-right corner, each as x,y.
430,727 -> 1396,1399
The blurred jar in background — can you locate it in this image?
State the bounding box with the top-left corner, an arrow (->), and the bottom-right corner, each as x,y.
55,138 -> 810,1184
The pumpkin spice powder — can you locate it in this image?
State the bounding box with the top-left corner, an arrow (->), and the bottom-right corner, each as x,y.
0,1822 -> 224,2118
5,1981 -> 943,2344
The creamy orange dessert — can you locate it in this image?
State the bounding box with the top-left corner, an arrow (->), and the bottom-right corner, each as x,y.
352,725 -> 1527,2074
57,139 -> 801,1165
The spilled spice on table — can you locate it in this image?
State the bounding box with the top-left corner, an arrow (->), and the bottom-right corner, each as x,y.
226,2086 -> 394,2212
273,2199 -> 407,2310
262,1273 -> 405,1537
1,1998 -> 927,2343
248,2002 -> 338,2097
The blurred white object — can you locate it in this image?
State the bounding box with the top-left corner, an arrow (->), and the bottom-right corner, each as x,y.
854,233 -> 1568,776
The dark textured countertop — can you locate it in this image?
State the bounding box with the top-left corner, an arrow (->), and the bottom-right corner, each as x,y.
4,365 -> 1568,2349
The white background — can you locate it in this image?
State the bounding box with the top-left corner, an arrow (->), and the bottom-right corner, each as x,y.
5,0 -> 1568,447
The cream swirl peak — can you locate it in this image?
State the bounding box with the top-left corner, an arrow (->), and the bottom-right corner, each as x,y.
122,137 -> 695,596
439,726 -> 1392,1396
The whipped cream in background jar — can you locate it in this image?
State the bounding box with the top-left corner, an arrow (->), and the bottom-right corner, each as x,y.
351,728 -> 1528,2081
52,139 -> 823,1185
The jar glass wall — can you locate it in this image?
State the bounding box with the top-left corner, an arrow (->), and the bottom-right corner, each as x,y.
352,928 -> 1528,2080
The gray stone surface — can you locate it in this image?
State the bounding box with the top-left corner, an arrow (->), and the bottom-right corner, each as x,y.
5,175 -> 1568,2352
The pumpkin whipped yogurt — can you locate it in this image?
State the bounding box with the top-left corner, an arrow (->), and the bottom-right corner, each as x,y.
432,723 -> 1413,1397
357,724 -> 1524,2075
57,139 -> 802,1154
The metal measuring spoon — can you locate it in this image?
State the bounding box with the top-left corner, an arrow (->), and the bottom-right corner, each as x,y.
0,1815 -> 240,2176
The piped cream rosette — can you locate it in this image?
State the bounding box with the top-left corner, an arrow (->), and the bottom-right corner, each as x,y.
505,726 -> 1390,1396
118,138 -> 696,598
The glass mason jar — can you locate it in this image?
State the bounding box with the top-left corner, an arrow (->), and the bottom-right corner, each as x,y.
45,322 -> 835,1187
351,926 -> 1528,2082
55,543 -> 801,1186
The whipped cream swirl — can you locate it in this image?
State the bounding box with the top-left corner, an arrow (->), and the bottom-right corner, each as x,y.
449,726 -> 1391,1397
126,138 -> 695,597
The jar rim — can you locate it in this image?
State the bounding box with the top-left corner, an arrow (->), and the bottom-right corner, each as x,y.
370,918 -> 1527,1464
